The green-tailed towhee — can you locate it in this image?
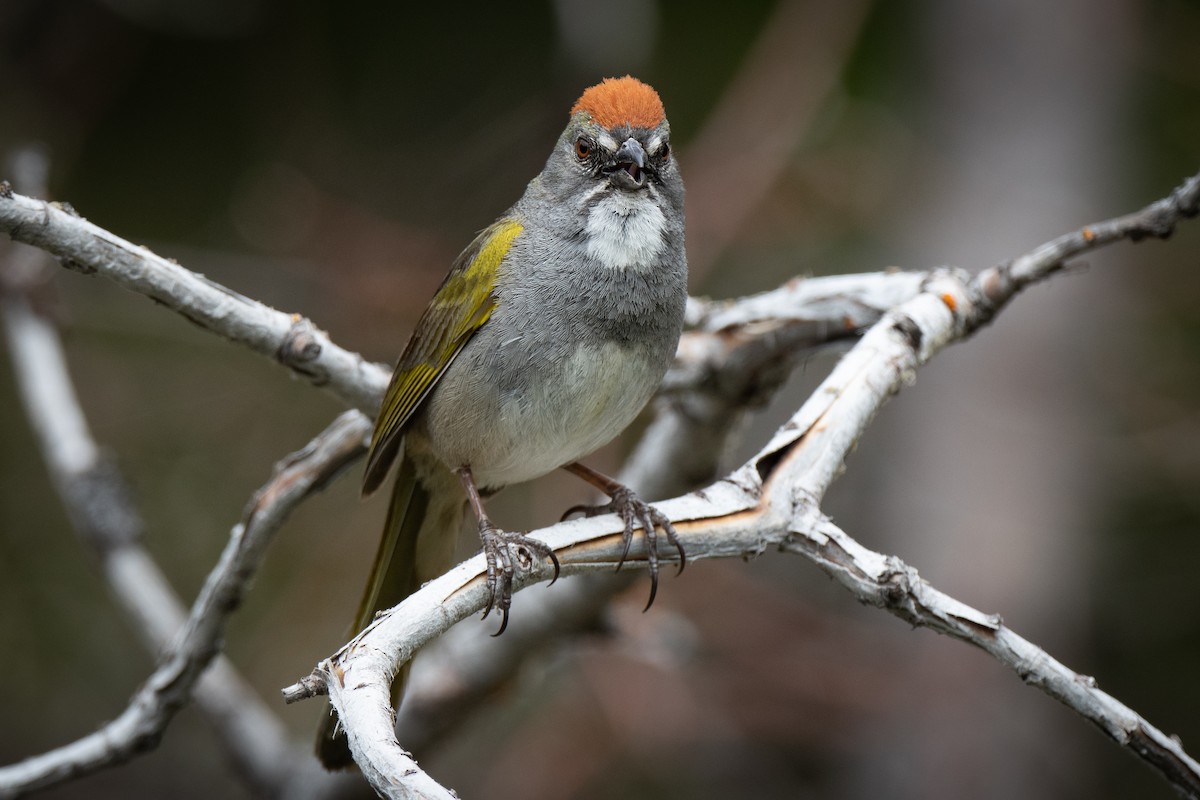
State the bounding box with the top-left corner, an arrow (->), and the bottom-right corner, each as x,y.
317,76 -> 687,768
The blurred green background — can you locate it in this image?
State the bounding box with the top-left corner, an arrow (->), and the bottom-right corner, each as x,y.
2,0 -> 1199,798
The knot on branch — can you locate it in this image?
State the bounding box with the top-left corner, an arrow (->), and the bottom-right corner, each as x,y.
970,263 -> 1017,327
277,316 -> 328,384
1124,175 -> 1199,242
877,559 -> 918,611
1128,205 -> 1182,242
59,256 -> 94,275
786,485 -> 822,531
889,313 -> 923,353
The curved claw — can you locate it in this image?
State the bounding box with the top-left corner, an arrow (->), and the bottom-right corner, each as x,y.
674,538 -> 687,575
491,605 -> 510,637
643,568 -> 659,612
560,503 -> 590,522
661,512 -> 686,575
637,506 -> 657,608
486,562 -> 514,635
647,513 -> 664,609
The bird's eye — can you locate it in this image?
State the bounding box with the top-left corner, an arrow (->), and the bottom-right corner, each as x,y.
659,141 -> 671,161
575,137 -> 591,160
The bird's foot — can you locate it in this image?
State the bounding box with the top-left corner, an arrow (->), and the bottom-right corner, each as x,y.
478,523 -> 560,635
562,483 -> 685,611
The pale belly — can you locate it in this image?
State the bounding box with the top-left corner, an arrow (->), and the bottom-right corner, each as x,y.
417,339 -> 662,490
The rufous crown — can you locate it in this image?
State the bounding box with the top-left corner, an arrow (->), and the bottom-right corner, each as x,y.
572,76 -> 665,129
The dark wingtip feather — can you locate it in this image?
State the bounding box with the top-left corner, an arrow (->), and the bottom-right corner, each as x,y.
361,434 -> 400,497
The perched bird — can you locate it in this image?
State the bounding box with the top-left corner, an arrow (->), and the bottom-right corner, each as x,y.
317,75 -> 687,768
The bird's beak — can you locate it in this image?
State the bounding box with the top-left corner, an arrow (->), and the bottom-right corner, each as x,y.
607,137 -> 648,189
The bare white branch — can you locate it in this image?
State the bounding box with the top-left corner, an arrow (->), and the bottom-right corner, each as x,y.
0,183 -> 939,799
284,172 -> 1200,799
635,268 -> 933,498
395,268 -> 935,749
4,164 -> 1200,797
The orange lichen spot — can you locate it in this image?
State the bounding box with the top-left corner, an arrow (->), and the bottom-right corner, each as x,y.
940,292 -> 958,312
572,76 -> 665,129
1081,226 -> 1096,243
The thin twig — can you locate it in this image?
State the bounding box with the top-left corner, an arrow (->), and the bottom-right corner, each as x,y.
0,190 -> 388,413
783,514 -> 1200,800
0,402 -> 371,798
968,171 -> 1200,326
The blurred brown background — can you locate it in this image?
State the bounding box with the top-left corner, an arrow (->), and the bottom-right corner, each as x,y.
2,0 -> 1199,798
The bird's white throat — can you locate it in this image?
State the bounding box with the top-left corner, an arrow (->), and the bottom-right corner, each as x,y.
584,193 -> 667,271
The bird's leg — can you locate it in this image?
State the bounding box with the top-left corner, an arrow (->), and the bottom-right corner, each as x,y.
456,466 -> 560,635
560,462 -> 685,611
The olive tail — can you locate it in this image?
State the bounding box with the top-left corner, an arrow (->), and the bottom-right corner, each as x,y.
314,454 -> 432,769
